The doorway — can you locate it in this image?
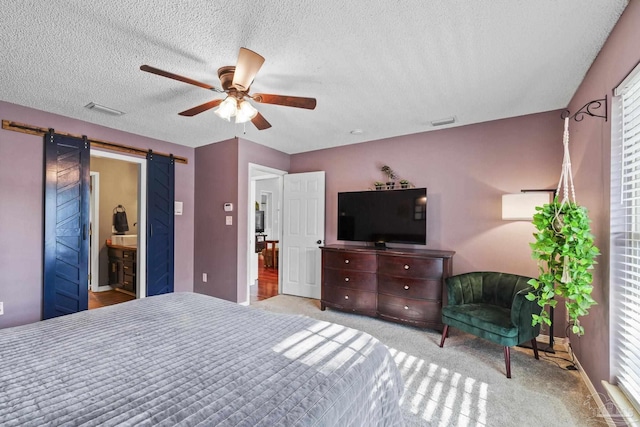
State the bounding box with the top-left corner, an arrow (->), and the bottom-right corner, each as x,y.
88,150 -> 147,308
248,163 -> 285,304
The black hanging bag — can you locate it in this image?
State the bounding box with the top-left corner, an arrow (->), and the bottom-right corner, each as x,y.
113,205 -> 129,234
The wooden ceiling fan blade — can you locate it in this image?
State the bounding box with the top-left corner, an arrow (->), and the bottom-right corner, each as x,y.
231,48 -> 265,91
140,65 -> 223,92
251,112 -> 272,130
252,93 -> 317,110
178,99 -> 223,116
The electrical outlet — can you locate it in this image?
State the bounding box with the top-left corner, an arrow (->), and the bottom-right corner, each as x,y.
0,301 -> 4,316
202,273 -> 208,282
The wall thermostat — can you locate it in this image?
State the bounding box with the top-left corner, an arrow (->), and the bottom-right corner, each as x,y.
224,203 -> 233,212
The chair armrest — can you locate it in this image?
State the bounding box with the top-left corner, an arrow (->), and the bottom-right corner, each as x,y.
510,287 -> 542,330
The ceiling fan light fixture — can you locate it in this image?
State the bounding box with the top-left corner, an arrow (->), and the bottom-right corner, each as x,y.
214,96 -> 238,121
140,47 -> 314,131
235,100 -> 258,124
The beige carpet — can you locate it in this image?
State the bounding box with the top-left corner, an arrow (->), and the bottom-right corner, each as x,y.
251,295 -> 608,427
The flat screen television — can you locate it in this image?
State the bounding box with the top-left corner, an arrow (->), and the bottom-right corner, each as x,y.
337,188 -> 427,246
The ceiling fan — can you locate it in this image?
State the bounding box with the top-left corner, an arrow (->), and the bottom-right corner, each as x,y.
140,47 -> 317,130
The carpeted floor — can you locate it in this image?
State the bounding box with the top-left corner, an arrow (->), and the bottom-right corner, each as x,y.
251,295 -> 609,427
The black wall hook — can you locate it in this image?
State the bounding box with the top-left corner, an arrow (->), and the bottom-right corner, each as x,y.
561,95 -> 608,122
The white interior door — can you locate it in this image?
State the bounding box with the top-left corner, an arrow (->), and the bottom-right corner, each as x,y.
281,171 -> 325,299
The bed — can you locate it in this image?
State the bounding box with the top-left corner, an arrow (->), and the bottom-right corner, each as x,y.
0,292 -> 404,426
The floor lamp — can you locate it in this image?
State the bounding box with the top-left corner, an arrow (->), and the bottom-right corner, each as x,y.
502,189 -> 557,353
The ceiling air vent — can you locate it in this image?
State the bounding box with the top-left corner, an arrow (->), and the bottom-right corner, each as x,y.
84,102 -> 125,116
431,117 -> 456,127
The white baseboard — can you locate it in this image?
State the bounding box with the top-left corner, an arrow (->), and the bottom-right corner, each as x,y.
567,342 -> 619,426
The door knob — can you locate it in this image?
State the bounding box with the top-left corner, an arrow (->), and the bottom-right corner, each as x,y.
316,240 -> 322,244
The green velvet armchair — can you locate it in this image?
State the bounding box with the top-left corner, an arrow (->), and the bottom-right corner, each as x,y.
439,272 -> 541,378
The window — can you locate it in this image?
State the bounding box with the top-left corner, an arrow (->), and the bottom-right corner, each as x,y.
610,61 -> 640,420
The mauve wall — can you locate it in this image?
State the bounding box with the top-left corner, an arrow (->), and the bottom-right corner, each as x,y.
193,139 -> 239,301
193,138 -> 289,304
0,101 -> 195,328
291,111 -> 564,280
562,0 -> 640,397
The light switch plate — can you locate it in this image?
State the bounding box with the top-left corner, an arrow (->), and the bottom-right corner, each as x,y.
174,201 -> 183,215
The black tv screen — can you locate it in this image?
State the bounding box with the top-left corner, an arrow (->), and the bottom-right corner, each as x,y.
337,188 -> 427,245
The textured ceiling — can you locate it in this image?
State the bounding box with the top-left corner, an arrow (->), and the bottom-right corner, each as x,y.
0,1 -> 628,154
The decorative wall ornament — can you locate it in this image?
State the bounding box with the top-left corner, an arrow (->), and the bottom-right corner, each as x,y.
375,165 -> 412,190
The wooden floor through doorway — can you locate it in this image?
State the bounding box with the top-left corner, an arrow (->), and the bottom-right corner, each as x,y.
89,290 -> 135,309
251,254 -> 278,304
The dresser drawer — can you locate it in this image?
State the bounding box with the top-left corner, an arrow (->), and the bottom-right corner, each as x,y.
323,268 -> 377,292
108,248 -> 136,261
122,262 -> 136,273
377,294 -> 442,325
122,274 -> 135,292
323,250 -> 377,272
322,285 -> 377,312
378,255 -> 443,279
378,275 -> 442,300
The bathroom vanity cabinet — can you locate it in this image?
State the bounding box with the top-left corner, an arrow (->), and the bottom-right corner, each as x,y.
107,244 -> 137,295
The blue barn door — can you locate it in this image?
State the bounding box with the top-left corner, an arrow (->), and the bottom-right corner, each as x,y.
43,132 -> 90,319
146,151 -> 175,296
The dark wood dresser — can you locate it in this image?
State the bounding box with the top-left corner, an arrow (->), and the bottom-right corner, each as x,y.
107,244 -> 137,295
321,245 -> 455,331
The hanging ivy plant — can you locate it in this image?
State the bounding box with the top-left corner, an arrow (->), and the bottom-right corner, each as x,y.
526,200 -> 600,336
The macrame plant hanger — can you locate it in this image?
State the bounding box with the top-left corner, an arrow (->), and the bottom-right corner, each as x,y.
554,117 -> 576,284
555,94 -> 608,284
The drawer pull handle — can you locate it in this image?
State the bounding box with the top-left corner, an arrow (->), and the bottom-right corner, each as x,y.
404,305 -> 409,310
404,285 -> 409,290
344,295 -> 349,300
344,277 -> 350,282
404,264 -> 410,270
345,259 -> 350,264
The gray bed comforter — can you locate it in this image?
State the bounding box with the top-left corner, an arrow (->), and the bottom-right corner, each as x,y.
0,292 -> 404,426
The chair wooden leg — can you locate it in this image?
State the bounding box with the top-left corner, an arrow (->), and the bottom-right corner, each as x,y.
531,339 -> 540,360
504,347 -> 511,378
439,325 -> 449,348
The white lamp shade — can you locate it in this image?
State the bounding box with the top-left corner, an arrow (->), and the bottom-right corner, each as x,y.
235,100 -> 258,123
214,97 -> 238,121
502,192 -> 552,220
